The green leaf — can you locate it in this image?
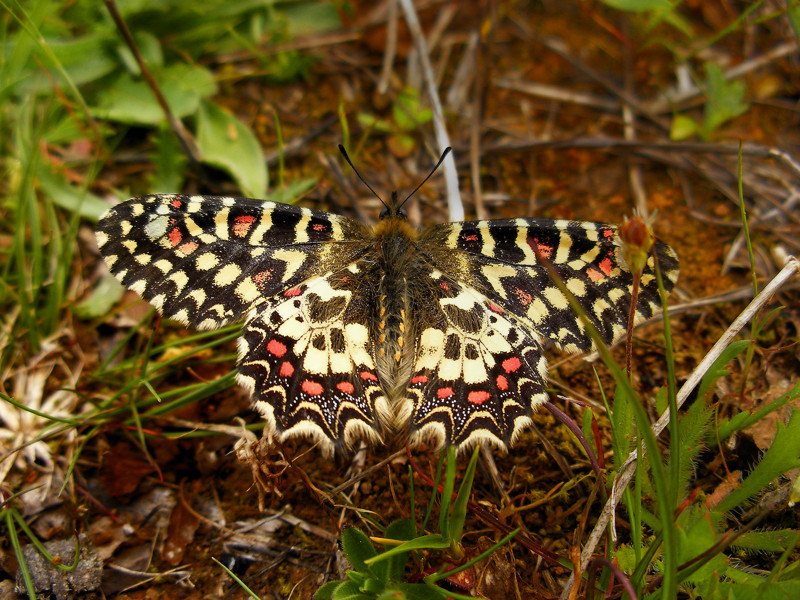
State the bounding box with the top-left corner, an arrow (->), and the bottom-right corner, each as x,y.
196,99 -> 267,198
670,114 -> 698,141
675,390 -> 713,497
341,527 -> 377,574
45,33 -> 118,89
392,87 -> 431,132
714,381 -> 800,443
396,582 -> 449,599
149,124 -> 187,193
438,448 -> 457,540
331,580 -> 367,600
675,507 -> 729,584
449,446 -> 480,545
778,560 -> 800,581
314,580 -> 342,599
74,274 -> 125,319
372,519 -> 415,583
356,113 -> 393,133
616,545 -> 637,574
114,31 -> 163,75
580,409 -> 595,461
264,176 -> 317,205
733,529 -> 800,554
365,535 -> 449,566
701,63 -> 749,139
362,577 -> 387,594
94,63 -> 217,125
792,474 -> 800,507
36,165 -> 110,221
718,579 -> 800,600
696,340 -> 751,401
43,112 -> 99,145
611,384 -> 635,469
790,2 -> 800,40
717,410 -> 800,513
601,0 -> 674,12
280,1 -> 343,36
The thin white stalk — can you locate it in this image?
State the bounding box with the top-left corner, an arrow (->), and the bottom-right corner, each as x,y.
399,0 -> 463,221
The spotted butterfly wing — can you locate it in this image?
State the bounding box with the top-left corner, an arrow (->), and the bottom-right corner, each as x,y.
96,193 -> 678,452
405,219 -> 678,448
96,194 -> 390,449
237,268 -> 389,447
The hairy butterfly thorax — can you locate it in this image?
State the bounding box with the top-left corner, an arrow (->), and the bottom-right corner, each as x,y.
95,147 -> 679,454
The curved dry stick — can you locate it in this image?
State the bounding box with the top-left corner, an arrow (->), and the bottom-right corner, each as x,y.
560,255 -> 800,599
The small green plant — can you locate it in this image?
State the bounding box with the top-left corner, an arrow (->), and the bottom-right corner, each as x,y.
610,346 -> 800,599
670,63 -> 750,141
356,86 -> 432,158
538,198 -> 800,598
315,446 -> 518,599
598,0 -> 693,37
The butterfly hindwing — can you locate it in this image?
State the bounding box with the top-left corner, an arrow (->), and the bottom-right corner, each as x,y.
96,194 -> 369,330
406,272 -> 548,449
237,267 -> 387,451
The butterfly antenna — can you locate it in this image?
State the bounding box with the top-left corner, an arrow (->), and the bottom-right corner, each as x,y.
399,147 -> 452,209
338,144 -> 386,208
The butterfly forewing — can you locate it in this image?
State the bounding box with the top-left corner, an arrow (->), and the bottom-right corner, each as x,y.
96,194 -> 369,330
419,218 -> 679,353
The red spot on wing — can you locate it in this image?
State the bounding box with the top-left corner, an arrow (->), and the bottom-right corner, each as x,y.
489,302 -> 504,314
411,375 -> 429,385
168,227 -> 182,247
502,357 -> 521,373
232,215 -> 256,237
440,282 -> 449,291
599,257 -> 614,276
279,361 -> 294,377
252,270 -> 272,289
171,198 -> 182,208
178,241 -> 198,255
496,374 -> 509,391
514,288 -> 533,306
284,287 -> 302,297
437,387 -> 454,399
336,381 -> 355,394
586,267 -> 605,282
360,371 -> 378,382
312,223 -> 327,232
602,227 -> 614,239
468,390 -> 491,405
301,380 -> 323,396
464,234 -> 479,242
267,339 -> 287,357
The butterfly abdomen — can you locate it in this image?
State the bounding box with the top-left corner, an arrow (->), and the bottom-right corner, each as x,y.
372,217 -> 419,405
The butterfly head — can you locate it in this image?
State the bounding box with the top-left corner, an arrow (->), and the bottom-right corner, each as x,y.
379,191 -> 408,221
339,144 -> 451,223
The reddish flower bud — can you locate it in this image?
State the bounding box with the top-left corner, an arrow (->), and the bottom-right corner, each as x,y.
617,211 -> 656,276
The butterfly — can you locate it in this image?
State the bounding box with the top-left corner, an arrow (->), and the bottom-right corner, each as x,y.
95,154 -> 678,454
